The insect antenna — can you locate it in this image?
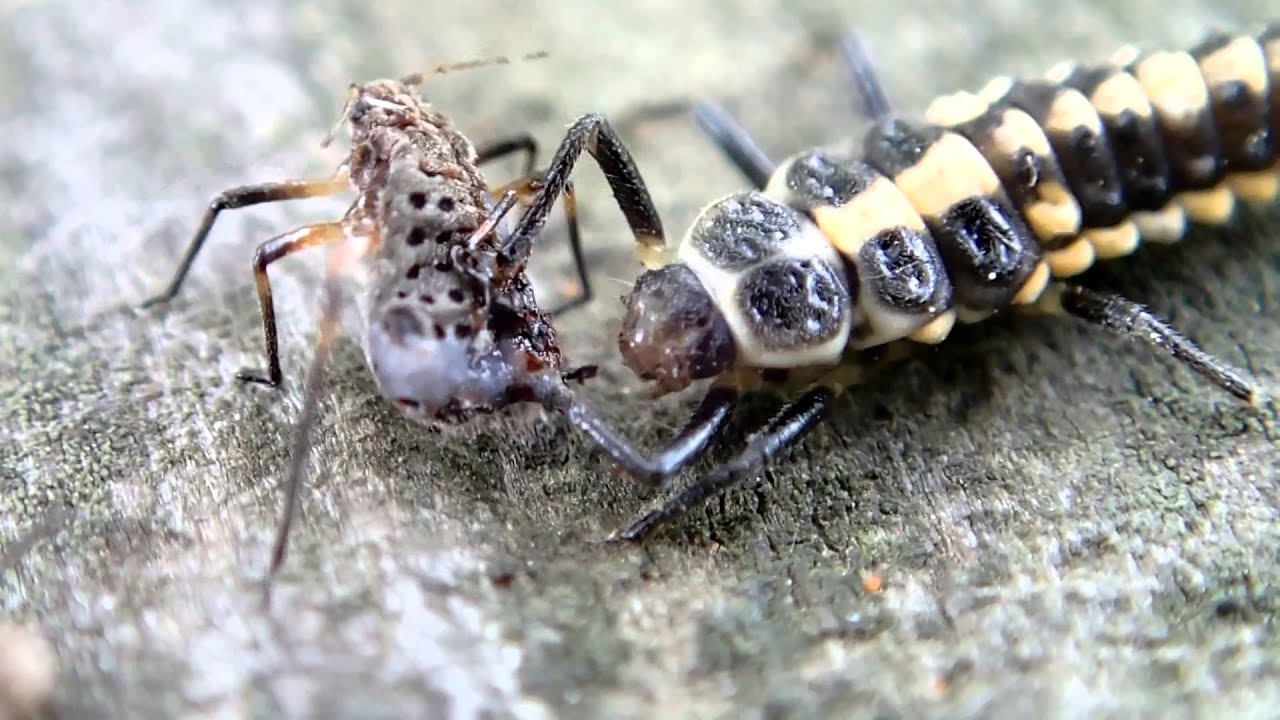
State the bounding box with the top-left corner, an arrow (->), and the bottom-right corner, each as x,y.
320,84 -> 360,149
399,50 -> 550,88
319,52 -> 548,150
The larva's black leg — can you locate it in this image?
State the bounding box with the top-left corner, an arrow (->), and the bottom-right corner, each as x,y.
502,113 -> 666,270
475,133 -> 538,177
1060,285 -> 1258,404
642,386 -> 741,488
691,100 -> 775,190
237,223 -> 347,388
263,239 -> 357,606
838,29 -> 894,121
140,178 -> 348,308
619,386 -> 835,542
535,382 -> 739,487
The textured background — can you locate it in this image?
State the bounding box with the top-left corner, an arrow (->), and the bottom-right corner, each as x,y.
2,0 -> 1279,718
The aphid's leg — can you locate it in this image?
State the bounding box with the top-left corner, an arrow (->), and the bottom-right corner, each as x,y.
838,28 -> 894,121
534,381 -> 739,488
618,386 -> 835,542
475,133 -> 538,177
237,223 -> 347,388
502,113 -> 667,272
1057,284 -> 1258,404
263,229 -> 360,606
489,173 -> 592,318
690,100 -> 775,190
544,181 -> 591,318
140,177 -> 348,308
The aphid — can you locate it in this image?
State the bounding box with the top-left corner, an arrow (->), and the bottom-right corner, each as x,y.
584,24 -> 1279,541
139,53 -> 667,592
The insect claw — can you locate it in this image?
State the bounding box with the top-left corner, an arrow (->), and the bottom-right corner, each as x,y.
136,294 -> 170,311
235,368 -> 283,388
561,364 -> 598,385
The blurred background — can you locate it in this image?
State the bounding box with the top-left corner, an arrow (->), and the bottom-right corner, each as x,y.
2,1 -> 1277,718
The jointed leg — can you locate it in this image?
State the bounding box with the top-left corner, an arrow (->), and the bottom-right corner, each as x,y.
237,223 -> 347,388
838,29 -> 894,121
1058,284 -> 1259,404
618,386 -> 835,542
691,100 -> 775,190
491,172 -> 592,317
475,133 -> 539,177
534,382 -> 740,487
502,113 -> 667,272
263,230 -> 361,605
477,131 -> 595,316
140,177 -> 348,308
545,181 -> 589,318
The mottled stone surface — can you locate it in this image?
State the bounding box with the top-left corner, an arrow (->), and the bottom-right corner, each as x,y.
2,1 -> 1278,718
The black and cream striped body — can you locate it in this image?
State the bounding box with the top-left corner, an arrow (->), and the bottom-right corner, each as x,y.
668,24 -> 1279,381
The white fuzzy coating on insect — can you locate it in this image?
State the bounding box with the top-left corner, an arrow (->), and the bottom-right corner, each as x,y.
365,316 -> 515,417
676,193 -> 853,369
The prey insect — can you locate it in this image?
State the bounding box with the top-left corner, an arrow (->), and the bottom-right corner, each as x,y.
139,53 -> 667,594
587,24 -> 1279,540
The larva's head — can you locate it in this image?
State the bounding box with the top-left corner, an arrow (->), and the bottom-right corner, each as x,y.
617,263 -> 735,396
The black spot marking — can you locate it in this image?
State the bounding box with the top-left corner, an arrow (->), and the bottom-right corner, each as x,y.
1057,64 -> 1174,210
943,105 -> 1079,247
861,227 -> 950,311
406,263 -> 423,280
861,118 -> 946,178
420,294 -> 435,304
932,196 -> 1039,310
454,323 -> 472,338
409,192 -> 427,209
738,257 -> 849,351
995,80 -> 1129,227
1118,51 -> 1225,191
436,230 -> 453,244
783,150 -> 876,208
433,324 -> 446,340
407,227 -> 427,246
1191,35 -> 1275,171
448,288 -> 465,303
438,197 -> 456,212
384,307 -> 424,344
689,192 -> 804,270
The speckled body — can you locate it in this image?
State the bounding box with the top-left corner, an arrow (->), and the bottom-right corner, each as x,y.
338,79 -> 567,423
642,23 -> 1279,389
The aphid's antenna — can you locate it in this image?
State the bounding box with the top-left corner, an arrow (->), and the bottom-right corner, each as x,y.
400,51 -> 550,87
320,52 -> 548,150
261,240 -> 360,607
839,29 -> 894,121
320,83 -> 360,149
